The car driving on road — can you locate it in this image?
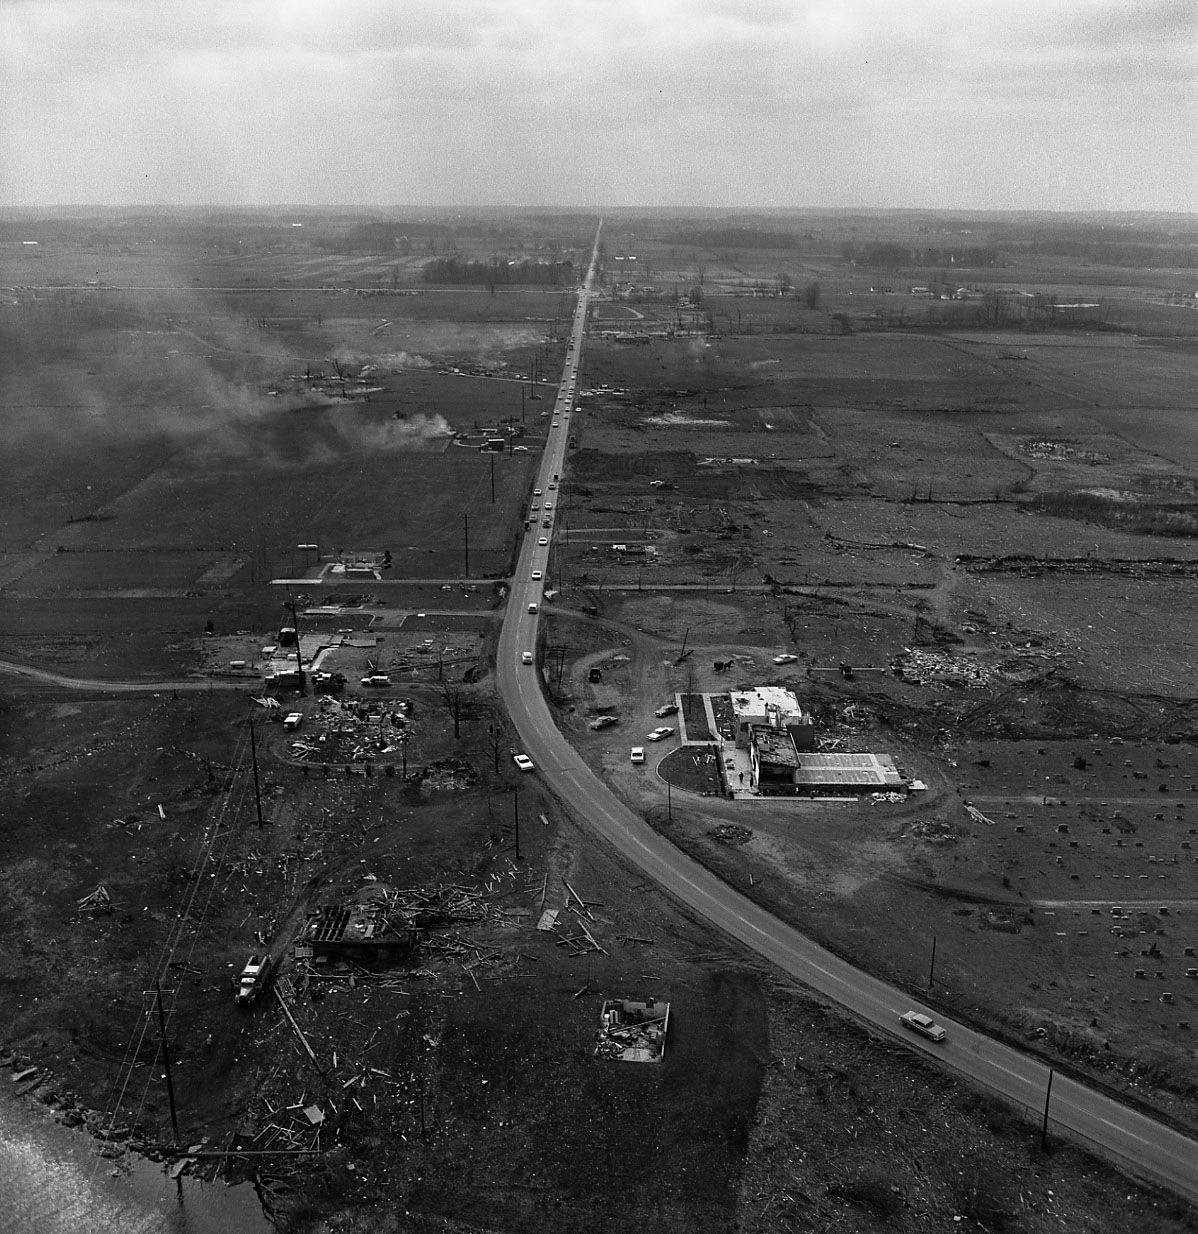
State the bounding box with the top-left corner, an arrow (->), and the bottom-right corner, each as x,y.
521,651 -> 534,664
899,1011 -> 947,1042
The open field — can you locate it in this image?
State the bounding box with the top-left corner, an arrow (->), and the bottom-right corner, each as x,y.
3,208 -> 1198,1229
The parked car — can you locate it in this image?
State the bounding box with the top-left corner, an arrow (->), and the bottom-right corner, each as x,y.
282,712 -> 303,731
588,715 -> 618,730
588,667 -> 602,682
522,651 -> 534,664
527,602 -> 538,614
899,1011 -> 947,1042
361,673 -> 391,687
534,488 -> 542,496
654,703 -> 679,717
630,747 -> 645,764
513,754 -> 535,773
542,518 -> 551,528
538,536 -> 548,546
773,653 -> 798,665
531,570 -> 542,580
647,726 -> 674,742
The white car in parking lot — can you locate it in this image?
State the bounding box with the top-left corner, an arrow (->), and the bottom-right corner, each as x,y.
647,726 -> 674,742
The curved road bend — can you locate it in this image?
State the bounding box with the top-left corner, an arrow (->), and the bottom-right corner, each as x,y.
495,221 -> 1198,1204
0,657 -> 244,693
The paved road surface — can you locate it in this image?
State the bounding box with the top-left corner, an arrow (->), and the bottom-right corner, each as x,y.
494,221 -> 1198,1204
0,658 -> 243,693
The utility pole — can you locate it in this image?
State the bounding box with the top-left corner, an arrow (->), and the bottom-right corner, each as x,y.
667,776 -> 672,819
154,981 -> 180,1142
1041,1069 -> 1054,1150
512,786 -> 521,860
490,452 -> 495,503
283,597 -> 306,695
928,935 -> 937,988
463,515 -> 469,577
249,719 -> 264,828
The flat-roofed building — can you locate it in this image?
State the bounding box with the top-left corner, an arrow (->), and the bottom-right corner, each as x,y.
730,686 -> 814,751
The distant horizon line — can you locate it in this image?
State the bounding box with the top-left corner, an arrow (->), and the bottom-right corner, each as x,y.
1,203 -> 1196,221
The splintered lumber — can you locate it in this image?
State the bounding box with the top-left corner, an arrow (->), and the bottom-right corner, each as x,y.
536,908 -> 560,932
577,920 -> 608,955
562,878 -> 594,920
275,986 -> 319,1067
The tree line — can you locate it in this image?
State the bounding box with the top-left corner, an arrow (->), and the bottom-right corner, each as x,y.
422,258 -> 575,287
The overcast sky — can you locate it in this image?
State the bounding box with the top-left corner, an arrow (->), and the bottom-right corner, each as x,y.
1,0 -> 1194,212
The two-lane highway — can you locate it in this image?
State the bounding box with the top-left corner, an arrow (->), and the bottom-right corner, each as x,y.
496,221 -> 1198,1203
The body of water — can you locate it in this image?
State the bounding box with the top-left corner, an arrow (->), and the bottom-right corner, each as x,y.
0,1084 -> 271,1234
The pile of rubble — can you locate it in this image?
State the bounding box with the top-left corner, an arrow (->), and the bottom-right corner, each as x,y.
708,824 -> 752,846
289,696 -> 411,764
891,649 -> 995,689
595,999 -> 670,1063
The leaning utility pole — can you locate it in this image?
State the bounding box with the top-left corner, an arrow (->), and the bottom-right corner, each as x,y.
249,718 -> 264,828
154,981 -> 180,1141
463,515 -> 470,577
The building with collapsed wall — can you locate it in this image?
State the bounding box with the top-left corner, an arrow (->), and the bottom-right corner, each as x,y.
595,999 -> 670,1063
302,883 -> 417,968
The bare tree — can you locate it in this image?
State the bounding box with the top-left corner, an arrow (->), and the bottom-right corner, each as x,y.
485,718 -> 506,774
439,681 -> 471,739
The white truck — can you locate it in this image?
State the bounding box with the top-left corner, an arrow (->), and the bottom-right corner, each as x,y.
234,953 -> 273,1005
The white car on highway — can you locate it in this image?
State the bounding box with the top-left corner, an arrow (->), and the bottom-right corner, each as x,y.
531,569 -> 542,580
899,1011 -> 947,1042
522,651 -> 534,664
